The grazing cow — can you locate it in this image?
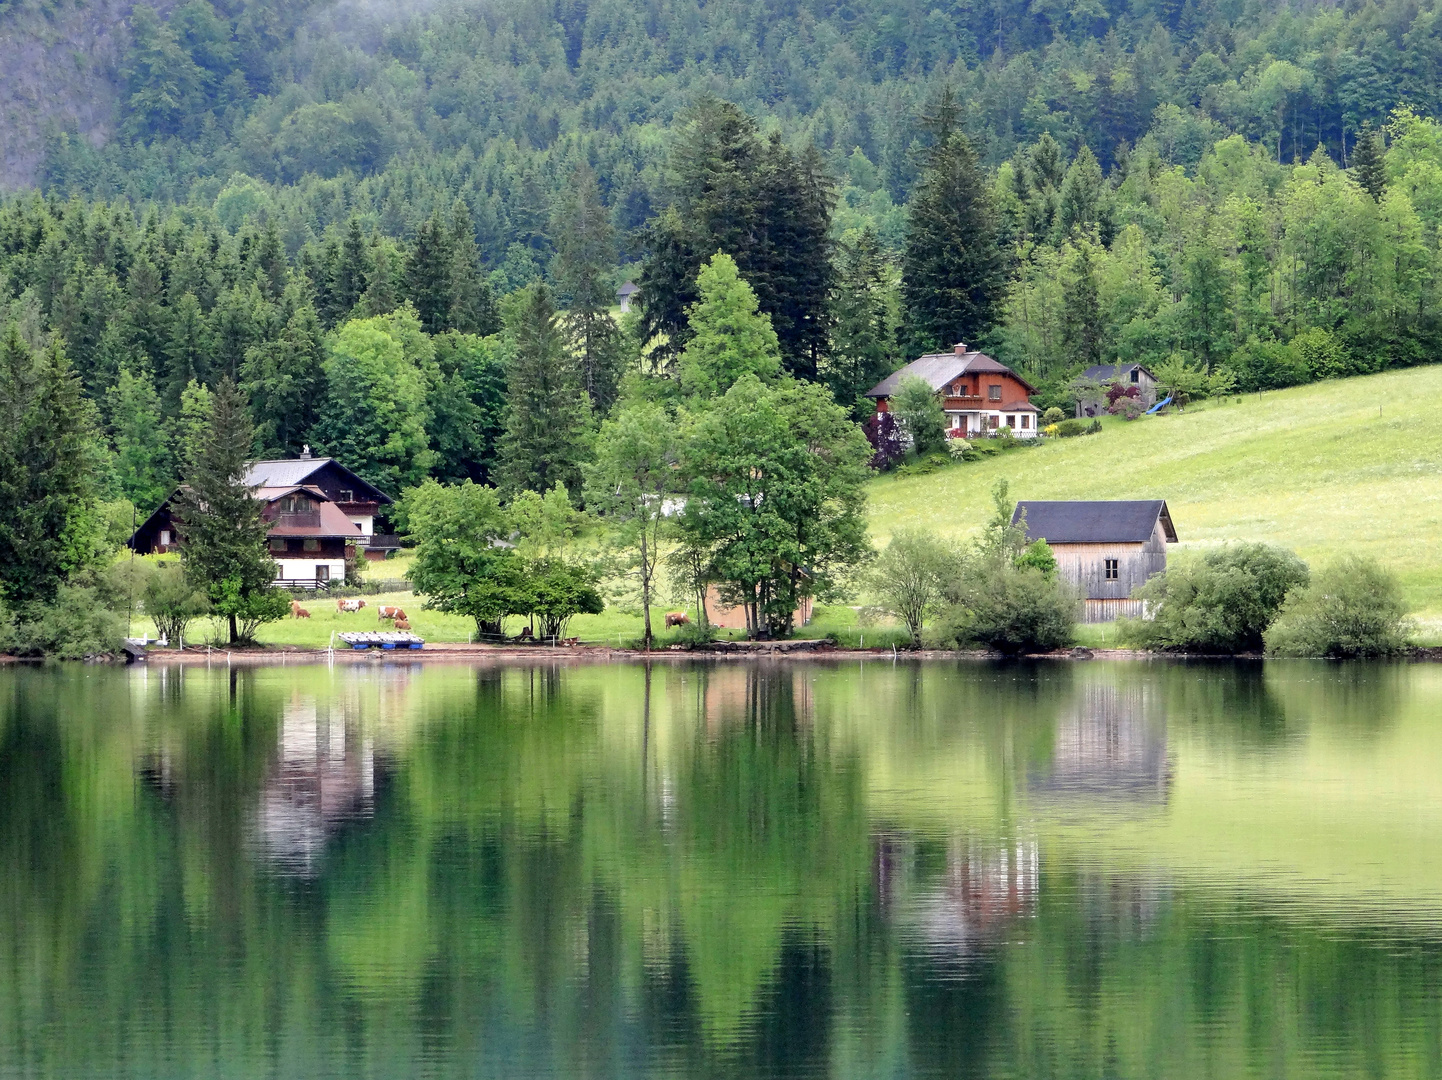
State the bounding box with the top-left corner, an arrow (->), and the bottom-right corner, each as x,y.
290,600 -> 303,618
664,611 -> 690,628
378,605 -> 406,621
293,605 -> 311,619
393,618 -> 411,631
517,626 -> 533,641
336,598 -> 367,613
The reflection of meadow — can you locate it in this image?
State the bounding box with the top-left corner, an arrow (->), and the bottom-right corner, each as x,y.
2,659 -> 1442,1078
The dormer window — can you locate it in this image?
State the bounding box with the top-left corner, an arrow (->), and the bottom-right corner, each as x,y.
339,489 -> 353,503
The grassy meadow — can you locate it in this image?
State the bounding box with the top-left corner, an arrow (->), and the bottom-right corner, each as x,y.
870,365 -> 1442,633
130,365 -> 1442,648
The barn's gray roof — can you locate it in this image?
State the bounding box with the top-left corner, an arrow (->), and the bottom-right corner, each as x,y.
1080,364 -> 1155,382
616,281 -> 639,296
1012,500 -> 1177,544
866,351 -> 1034,398
244,458 -> 392,503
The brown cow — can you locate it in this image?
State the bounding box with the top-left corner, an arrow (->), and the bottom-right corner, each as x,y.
393,618 -> 411,631
517,626 -> 533,641
664,611 -> 690,628
292,605 -> 311,619
378,605 -> 406,621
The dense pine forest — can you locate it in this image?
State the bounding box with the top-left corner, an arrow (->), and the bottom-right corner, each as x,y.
3,0 -> 1442,649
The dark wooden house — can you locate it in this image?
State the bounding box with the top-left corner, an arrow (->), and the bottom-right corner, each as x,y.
1011,500 -> 1178,622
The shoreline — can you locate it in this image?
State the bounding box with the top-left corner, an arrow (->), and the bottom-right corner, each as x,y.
106,641 -> 1442,666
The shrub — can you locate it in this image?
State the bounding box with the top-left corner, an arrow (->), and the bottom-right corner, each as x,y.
946,437 -> 971,459
1120,543 -> 1310,653
1042,407 -> 1066,425
863,411 -> 904,470
143,563 -> 211,645
1225,337 -> 1309,391
1294,327 -> 1372,381
1264,555 -> 1411,657
1086,419 -> 1103,433
1053,418 -> 1087,437
0,585 -> 127,659
936,559 -> 1076,654
892,375 -> 947,454
867,529 -> 961,647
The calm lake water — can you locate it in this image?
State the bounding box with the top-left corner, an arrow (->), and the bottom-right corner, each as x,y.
2,658 -> 1441,1079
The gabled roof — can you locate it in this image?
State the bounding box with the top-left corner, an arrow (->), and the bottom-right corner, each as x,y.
866,350 -> 1037,398
1080,364 -> 1156,383
1012,500 -> 1178,544
244,457 -> 392,504
616,281 -> 639,297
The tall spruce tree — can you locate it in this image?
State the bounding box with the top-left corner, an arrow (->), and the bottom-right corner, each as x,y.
1352,123 -> 1387,200
241,298 -> 327,457
554,164 -> 626,414
824,227 -> 898,419
0,327 -> 105,608
638,97 -> 834,379
404,214 -> 454,334
903,90 -> 1005,355
324,218 -> 371,327
171,377 -> 286,644
107,364 -> 172,511
448,201 -> 500,336
496,283 -> 590,497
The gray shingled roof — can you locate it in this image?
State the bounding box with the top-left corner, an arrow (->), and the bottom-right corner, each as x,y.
243,458 -> 392,503
1011,500 -> 1177,544
866,351 -> 1033,398
1080,364 -> 1154,383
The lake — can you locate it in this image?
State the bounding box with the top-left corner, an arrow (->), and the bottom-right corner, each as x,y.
2,658 -> 1441,1079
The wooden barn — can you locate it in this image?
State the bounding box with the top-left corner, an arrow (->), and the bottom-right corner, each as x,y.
1011,500 -> 1178,623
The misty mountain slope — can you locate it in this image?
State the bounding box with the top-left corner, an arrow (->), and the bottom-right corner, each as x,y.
0,0 -> 152,188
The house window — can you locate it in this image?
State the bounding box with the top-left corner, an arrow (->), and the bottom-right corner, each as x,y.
988,384 -> 1002,401
988,415 -> 999,430
159,529 -> 171,547
269,536 -> 286,552
339,489 -> 353,503
1021,414 -> 1031,429
1105,558 -> 1119,580
1130,369 -> 1140,383
316,564 -> 330,583
303,537 -> 320,552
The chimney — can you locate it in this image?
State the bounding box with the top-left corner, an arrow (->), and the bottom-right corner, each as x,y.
954,342 -> 967,355
300,444 -> 312,460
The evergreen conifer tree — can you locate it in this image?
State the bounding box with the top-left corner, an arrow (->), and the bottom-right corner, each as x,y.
554,164 -> 626,414
107,364 -> 173,511
326,218 -> 371,326
496,283 -> 590,497
171,377 -> 286,644
448,201 -> 501,336
678,253 -> 781,399
903,93 -> 1005,356
824,227 -> 898,419
1352,123 -> 1387,200
173,378 -> 213,478
1062,240 -> 1104,369
164,291 -> 209,407
0,327 -> 105,607
359,241 -> 400,317
241,297 -> 327,457
404,214 -> 455,333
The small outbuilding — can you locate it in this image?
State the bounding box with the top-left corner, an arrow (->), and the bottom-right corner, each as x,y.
617,281 -> 639,313
1011,500 -> 1177,623
1076,364 -> 1158,417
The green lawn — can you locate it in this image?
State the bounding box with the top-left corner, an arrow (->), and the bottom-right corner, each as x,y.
869,365 -> 1442,634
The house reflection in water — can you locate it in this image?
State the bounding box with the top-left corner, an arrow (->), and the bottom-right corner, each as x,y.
878,832 -> 1041,966
1028,682 -> 1172,804
253,697 -> 380,876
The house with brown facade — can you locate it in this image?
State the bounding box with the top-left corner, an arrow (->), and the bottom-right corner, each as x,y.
867,343 -> 1040,438
1011,500 -> 1177,623
128,453 -> 394,587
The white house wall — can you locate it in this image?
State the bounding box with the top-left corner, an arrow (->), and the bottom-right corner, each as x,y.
272,558 -> 346,585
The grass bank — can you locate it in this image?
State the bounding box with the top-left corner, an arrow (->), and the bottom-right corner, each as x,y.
869,366 -> 1442,635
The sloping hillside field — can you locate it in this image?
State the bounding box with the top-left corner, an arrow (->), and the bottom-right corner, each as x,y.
869,366 -> 1442,618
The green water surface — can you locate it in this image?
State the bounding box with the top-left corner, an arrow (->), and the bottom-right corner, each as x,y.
2,658 -> 1441,1079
